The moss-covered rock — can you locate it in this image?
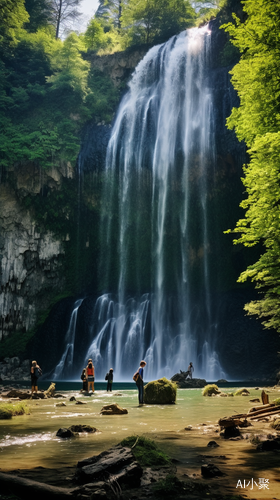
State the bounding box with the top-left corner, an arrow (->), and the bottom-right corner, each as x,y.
144,377 -> 177,404
120,436 -> 171,467
234,388 -> 250,396
202,384 -> 220,396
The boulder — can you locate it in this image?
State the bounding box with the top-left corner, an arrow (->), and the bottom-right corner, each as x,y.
69,425 -> 97,433
100,403 -> 128,415
201,464 -> 224,478
256,438 -> 280,451
207,441 -> 219,448
171,372 -> 207,388
143,378 -> 177,404
56,428 -> 76,438
1,389 -> 46,400
75,445 -> 142,487
271,418 -> 280,430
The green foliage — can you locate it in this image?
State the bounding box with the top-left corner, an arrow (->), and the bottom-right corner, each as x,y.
0,402 -> 30,419
120,435 -> 171,467
86,68 -> 120,121
0,0 -> 29,54
121,0 -> 197,45
0,330 -> 35,359
273,398 -> 280,406
202,384 -> 220,396
24,0 -> 54,33
222,0 -> 280,331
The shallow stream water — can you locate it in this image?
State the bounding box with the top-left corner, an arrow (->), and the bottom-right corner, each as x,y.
0,385 -> 278,468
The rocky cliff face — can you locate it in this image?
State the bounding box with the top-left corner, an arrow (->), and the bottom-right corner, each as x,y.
0,162 -> 74,343
0,49 -> 146,354
87,48 -> 149,87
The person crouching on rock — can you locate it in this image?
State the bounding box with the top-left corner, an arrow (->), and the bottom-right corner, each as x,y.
86,359 -> 95,392
30,360 -> 42,395
186,362 -> 194,379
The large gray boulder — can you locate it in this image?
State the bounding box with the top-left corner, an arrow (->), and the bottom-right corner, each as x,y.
75,445 -> 142,487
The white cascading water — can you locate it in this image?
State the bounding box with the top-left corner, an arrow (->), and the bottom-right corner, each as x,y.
55,26 -> 226,381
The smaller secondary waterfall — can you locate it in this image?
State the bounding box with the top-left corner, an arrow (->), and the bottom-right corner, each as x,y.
52,299 -> 83,380
54,26 -> 227,381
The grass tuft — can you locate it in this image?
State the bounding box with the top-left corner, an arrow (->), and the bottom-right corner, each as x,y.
120,435 -> 171,467
0,402 -> 30,419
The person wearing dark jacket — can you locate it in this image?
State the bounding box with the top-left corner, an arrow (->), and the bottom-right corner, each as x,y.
106,368 -> 114,391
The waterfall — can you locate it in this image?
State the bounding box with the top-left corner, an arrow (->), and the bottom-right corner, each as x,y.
52,299 -> 83,380
56,26 -> 227,381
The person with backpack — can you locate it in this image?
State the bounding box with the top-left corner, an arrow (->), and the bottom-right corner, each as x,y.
134,360 -> 146,405
81,368 -> 87,391
30,360 -> 42,396
105,368 -> 114,392
86,359 -> 95,392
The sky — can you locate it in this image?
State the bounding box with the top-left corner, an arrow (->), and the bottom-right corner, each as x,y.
80,0 -> 100,31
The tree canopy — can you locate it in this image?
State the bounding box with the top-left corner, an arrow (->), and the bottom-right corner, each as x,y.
223,0 -> 280,331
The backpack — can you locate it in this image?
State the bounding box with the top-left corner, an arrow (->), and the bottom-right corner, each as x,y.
133,370 -> 139,382
105,373 -> 109,381
35,367 -> 42,378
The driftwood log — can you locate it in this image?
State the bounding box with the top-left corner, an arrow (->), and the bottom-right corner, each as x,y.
0,472 -> 76,500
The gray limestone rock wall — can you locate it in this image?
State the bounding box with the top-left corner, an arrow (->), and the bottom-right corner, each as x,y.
0,162 -> 74,343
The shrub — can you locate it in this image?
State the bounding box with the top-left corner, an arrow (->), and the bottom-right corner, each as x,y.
0,402 -> 29,419
234,388 -> 250,396
120,435 -> 171,467
144,377 -> 177,404
202,384 -> 220,396
273,398 -> 280,406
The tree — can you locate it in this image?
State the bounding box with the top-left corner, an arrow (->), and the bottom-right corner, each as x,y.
96,0 -> 124,29
24,0 -> 54,32
0,0 -> 29,53
122,0 -> 196,45
51,0 -> 82,39
223,0 -> 280,331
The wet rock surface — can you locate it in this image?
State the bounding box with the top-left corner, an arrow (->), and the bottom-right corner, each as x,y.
75,445 -> 142,487
100,403 -> 128,415
171,372 -> 207,388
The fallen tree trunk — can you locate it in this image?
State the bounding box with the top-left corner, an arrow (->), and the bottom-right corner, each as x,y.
249,409 -> 280,420
247,406 -> 278,418
0,472 -> 75,500
248,403 -> 275,414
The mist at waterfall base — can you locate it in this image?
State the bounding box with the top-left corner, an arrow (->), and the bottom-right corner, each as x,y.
40,26 -> 278,383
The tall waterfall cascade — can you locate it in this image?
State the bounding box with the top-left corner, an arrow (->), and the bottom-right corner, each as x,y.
54,26 -> 227,381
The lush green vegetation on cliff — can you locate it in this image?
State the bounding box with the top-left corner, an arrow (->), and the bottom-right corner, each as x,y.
223,0 -> 280,331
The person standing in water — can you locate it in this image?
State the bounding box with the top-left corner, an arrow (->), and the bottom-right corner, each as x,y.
106,368 -> 114,392
135,360 -> 146,405
86,359 -> 95,392
30,360 -> 42,395
81,368 -> 87,391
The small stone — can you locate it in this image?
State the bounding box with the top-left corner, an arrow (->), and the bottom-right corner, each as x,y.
207,441 -> 219,448
201,464 -> 224,478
